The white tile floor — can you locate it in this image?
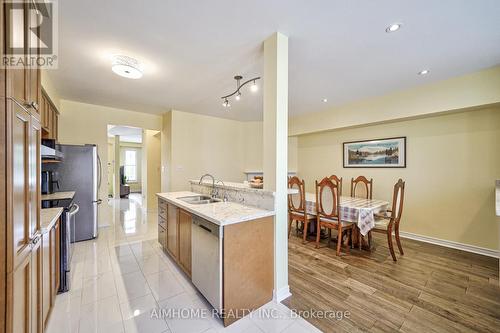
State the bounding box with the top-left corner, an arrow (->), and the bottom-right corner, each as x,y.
45,194 -> 321,333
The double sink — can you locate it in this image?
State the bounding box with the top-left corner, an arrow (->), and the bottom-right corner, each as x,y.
178,195 -> 221,205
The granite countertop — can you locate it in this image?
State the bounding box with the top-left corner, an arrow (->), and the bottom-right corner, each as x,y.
41,208 -> 63,233
157,191 -> 275,226
41,191 -> 76,201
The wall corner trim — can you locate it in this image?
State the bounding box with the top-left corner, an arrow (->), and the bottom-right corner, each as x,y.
273,285 -> 292,303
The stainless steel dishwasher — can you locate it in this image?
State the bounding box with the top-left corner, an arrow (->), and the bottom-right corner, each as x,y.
191,216 -> 222,313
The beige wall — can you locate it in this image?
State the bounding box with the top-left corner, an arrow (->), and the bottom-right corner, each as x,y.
242,121 -> 263,172
142,130 -> 161,210
58,100 -> 162,220
161,112 -> 172,192
296,107 -> 500,250
166,110 -> 245,191
290,66 -> 500,136
41,70 -> 61,109
161,111 -> 299,192
241,121 -> 298,173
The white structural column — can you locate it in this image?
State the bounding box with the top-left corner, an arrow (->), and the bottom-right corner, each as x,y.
263,32 -> 290,302
113,135 -> 121,199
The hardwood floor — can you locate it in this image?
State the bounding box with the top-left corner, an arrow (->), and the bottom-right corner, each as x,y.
283,230 -> 500,333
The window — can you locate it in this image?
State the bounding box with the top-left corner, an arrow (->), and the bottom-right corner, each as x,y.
124,150 -> 137,182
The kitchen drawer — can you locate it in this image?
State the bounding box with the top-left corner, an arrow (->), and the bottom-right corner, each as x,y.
159,199 -> 168,219
158,224 -> 166,249
158,215 -> 167,229
159,198 -> 168,209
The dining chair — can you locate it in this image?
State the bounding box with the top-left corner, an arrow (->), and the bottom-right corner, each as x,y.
370,179 -> 405,261
315,177 -> 355,256
350,176 -> 373,249
288,176 -> 316,243
328,175 -> 343,195
350,176 -> 373,199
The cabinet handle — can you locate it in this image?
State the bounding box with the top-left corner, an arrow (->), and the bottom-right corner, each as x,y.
30,234 -> 41,246
198,224 -> 212,233
26,101 -> 39,111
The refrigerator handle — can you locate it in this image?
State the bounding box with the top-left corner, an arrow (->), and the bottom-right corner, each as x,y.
97,154 -> 103,190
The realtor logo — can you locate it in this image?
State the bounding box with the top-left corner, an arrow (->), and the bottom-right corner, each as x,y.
2,0 -> 58,68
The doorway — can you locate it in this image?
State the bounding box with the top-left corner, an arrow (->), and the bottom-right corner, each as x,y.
107,125 -> 161,212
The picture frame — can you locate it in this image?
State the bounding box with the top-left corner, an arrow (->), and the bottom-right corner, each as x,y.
343,137 -> 406,168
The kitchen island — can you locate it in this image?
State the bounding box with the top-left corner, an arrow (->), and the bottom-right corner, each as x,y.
156,191 -> 275,326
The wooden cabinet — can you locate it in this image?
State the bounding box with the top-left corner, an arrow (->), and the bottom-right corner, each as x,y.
28,4 -> 41,117
3,1 -> 44,332
40,90 -> 59,140
41,231 -> 50,328
30,233 -> 42,333
5,1 -> 29,107
29,117 -> 42,333
159,198 -> 167,220
158,200 -> 191,276
158,224 -> 166,250
6,101 -> 39,333
41,218 -> 59,328
156,199 -> 274,327
178,209 -> 192,277
166,203 -> 179,258
4,1 -> 41,117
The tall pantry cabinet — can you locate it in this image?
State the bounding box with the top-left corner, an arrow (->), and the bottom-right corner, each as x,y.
1,1 -> 44,332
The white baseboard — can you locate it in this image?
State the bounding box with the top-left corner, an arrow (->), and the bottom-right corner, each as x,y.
399,231 -> 499,259
273,285 -> 292,303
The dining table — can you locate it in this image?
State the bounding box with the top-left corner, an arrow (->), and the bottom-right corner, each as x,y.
302,193 -> 389,241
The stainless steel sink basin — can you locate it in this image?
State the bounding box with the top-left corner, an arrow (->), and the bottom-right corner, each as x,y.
177,195 -> 221,205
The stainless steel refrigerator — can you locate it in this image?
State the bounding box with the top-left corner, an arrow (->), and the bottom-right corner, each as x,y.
57,144 -> 102,241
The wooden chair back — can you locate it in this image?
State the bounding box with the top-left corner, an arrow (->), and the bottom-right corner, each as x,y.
390,179 -> 405,225
288,176 -> 305,213
315,177 -> 340,219
328,175 -> 343,196
350,176 -> 373,199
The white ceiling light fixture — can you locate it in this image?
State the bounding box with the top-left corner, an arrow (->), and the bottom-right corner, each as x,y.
221,75 -> 261,108
322,98 -> 328,103
418,69 -> 430,75
111,55 -> 143,79
385,23 -> 402,33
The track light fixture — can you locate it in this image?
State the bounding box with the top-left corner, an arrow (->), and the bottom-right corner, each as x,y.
221,75 -> 261,108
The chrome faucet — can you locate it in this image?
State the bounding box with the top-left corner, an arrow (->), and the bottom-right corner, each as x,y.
199,174 -> 216,198
216,180 -> 228,202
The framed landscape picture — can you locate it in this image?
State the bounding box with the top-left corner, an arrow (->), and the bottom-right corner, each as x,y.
343,137 -> 406,168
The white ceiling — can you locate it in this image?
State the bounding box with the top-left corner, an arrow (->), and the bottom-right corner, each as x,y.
52,0 -> 500,121
107,125 -> 142,143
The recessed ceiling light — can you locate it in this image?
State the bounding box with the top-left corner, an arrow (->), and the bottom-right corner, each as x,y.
418,69 -> 430,75
385,23 -> 402,33
111,55 -> 143,79
322,98 -> 328,103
